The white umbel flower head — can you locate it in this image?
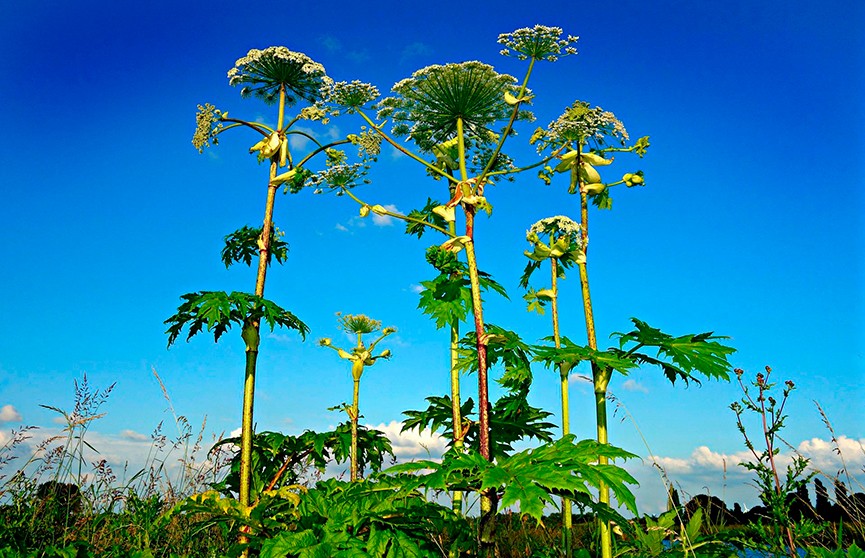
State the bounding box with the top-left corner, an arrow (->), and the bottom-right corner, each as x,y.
227,46 -> 332,106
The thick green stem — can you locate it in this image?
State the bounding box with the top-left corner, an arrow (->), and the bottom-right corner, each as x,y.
449,319 -> 463,514
239,347 -> 258,508
449,206 -> 464,514
239,86 -> 286,527
351,377 -> 360,482
551,258 -> 573,558
575,159 -> 613,558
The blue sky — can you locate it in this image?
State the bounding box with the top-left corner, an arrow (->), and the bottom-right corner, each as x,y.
1,0 -> 862,514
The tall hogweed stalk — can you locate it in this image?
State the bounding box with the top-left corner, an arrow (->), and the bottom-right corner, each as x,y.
521,215 -> 584,556
531,102 -> 738,558
166,46 -> 370,527
319,313 -> 395,481
319,26 -> 580,551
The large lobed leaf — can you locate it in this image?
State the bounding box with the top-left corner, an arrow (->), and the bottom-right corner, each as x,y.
385,435 -> 638,523
164,291 -> 309,346
612,318 -> 736,385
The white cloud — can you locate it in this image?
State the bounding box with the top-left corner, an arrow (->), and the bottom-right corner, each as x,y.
401,41 -> 432,62
621,379 -> 649,393
372,204 -> 400,227
335,223 -> 349,232
388,145 -> 405,160
631,436 -> 865,515
371,420 -> 447,458
409,284 -> 424,294
289,126 -> 315,150
0,404 -> 22,423
319,35 -> 341,52
568,373 -> 592,385
120,429 -> 148,441
797,435 -> 865,473
347,50 -> 370,64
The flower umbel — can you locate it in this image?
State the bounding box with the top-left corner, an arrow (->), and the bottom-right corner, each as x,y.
375,61 -> 528,151
192,103 -> 223,153
528,215 -> 582,242
227,46 -> 332,106
322,80 -> 381,114
498,25 -> 578,62
337,313 -> 382,335
526,215 -> 585,261
543,101 -> 629,148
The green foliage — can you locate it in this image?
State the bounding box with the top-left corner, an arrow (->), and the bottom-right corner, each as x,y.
221,225 -> 290,268
387,436 -> 638,522
534,336 -> 638,378
261,477 -> 471,558
455,324 -> 533,389
806,543 -> 865,558
404,199 -> 448,239
212,425 -> 395,501
416,248 -> 507,329
534,318 -> 734,388
731,366 -> 815,557
164,291 -> 308,346
166,477 -> 471,558
612,318 -> 735,385
402,391 -> 555,461
615,509 -> 737,557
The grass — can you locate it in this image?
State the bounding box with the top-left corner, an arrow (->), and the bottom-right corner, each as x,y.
1,374 -> 862,557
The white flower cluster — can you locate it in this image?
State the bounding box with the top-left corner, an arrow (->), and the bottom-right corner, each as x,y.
192,103 -> 223,153
528,215 -> 582,242
395,60 -> 500,87
299,106 -> 330,124
376,61 -> 521,150
547,102 -> 629,147
498,25 -> 578,62
349,128 -> 382,159
227,46 -> 328,85
305,163 -> 369,191
321,80 -> 380,114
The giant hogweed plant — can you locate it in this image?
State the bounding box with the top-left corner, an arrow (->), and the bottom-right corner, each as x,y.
319,313 -> 395,482
520,215 -> 585,556
317,26 -> 582,547
528,98 -> 738,558
167,47 -> 371,519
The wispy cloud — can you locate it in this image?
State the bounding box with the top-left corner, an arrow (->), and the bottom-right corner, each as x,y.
318,35 -> 341,52
120,429 -> 148,441
372,204 -> 400,226
288,124 -> 341,151
0,404 -> 22,423
381,144 -> 406,160
409,284 -> 424,294
568,372 -> 592,385
347,50 -> 371,64
621,379 -> 649,393
401,42 -> 432,63
289,126 -> 315,151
